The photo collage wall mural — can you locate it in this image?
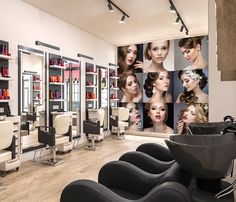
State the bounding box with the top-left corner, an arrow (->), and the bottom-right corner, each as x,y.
117,35 -> 209,135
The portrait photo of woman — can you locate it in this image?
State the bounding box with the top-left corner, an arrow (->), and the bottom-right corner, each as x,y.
121,102 -> 143,131
174,103 -> 208,135
175,68 -> 208,104
143,40 -> 174,72
143,102 -> 174,134
118,44 -> 143,76
118,73 -> 143,103
174,36 -> 208,70
143,70 -> 173,103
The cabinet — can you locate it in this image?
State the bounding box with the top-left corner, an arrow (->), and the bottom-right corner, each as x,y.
109,67 -> 119,107
0,40 -> 12,115
48,53 -> 66,125
85,62 -> 98,109
0,116 -> 21,174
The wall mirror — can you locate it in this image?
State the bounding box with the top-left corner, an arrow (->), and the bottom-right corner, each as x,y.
64,57 -> 81,137
97,65 -> 108,130
18,45 -> 46,153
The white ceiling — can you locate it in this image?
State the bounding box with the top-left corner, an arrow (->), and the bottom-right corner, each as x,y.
22,0 -> 208,46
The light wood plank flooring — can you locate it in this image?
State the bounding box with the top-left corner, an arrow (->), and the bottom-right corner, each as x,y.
0,135 -> 166,202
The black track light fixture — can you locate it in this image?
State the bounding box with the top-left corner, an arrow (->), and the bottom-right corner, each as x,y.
169,0 -> 189,35
174,17 -> 180,25
119,15 -> 125,23
107,1 -> 114,12
107,0 -> 129,23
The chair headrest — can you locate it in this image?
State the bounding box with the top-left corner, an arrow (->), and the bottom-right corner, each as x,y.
54,114 -> 71,135
0,121 -> 13,149
112,107 -> 129,121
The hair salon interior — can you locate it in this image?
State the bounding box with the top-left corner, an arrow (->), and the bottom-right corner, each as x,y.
1,0 -> 236,201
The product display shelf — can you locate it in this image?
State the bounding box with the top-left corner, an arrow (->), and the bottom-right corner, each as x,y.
0,40 -> 11,111
86,62 -> 98,109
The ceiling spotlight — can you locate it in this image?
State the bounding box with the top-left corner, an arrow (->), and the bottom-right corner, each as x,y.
107,2 -> 114,12
119,15 -> 125,23
170,5 -> 176,13
180,25 -> 184,32
174,17 -> 180,25
185,31 -> 189,37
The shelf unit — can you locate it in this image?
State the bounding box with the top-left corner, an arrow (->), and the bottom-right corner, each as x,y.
0,40 -> 11,115
109,66 -> 119,107
85,62 -> 98,109
48,53 -> 66,126
32,73 -> 42,105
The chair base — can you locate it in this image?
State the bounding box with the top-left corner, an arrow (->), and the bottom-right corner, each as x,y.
85,145 -> 100,151
111,133 -> 125,140
41,158 -> 64,166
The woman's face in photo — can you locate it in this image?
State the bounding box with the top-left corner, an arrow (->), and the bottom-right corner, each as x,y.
124,75 -> 139,95
182,105 -> 196,124
180,73 -> 199,92
148,40 -> 169,64
125,45 -> 138,66
154,71 -> 170,92
148,102 -> 166,123
126,103 -> 141,123
180,44 -> 200,62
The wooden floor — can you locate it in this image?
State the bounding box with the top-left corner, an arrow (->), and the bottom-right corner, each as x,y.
0,135 -> 166,202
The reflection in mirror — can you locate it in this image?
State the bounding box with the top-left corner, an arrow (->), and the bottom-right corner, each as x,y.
98,66 -> 108,130
64,59 -> 81,139
18,46 -> 45,153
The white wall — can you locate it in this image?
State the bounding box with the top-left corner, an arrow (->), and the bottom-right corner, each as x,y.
0,0 -> 116,146
209,0 -> 236,121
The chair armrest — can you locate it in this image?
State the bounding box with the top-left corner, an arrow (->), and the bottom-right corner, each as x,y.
110,115 -> 118,127
119,151 -> 174,174
98,161 -> 163,196
26,112 -> 37,122
137,143 -> 174,161
38,127 -> 55,146
21,121 -> 30,135
6,135 -> 16,159
83,120 -> 100,134
143,181 -> 192,202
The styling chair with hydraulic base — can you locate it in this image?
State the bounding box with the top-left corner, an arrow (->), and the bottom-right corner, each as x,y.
83,108 -> 105,150
38,114 -> 72,166
0,121 -> 13,191
110,107 -> 129,139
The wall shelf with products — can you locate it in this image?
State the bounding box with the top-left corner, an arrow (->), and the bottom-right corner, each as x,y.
48,53 -> 66,126
85,62 -> 98,109
0,40 -> 11,115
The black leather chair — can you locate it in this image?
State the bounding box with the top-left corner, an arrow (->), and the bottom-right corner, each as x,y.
136,143 -> 174,162
60,161 -> 191,202
119,151 -> 174,174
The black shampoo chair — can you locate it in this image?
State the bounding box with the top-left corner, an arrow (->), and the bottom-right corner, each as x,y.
61,161 -> 191,202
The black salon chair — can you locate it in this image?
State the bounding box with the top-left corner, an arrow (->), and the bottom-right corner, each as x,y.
83,108 -> 105,150
60,161 -> 191,202
119,151 -> 174,174
38,114 -> 72,166
136,143 -> 174,162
